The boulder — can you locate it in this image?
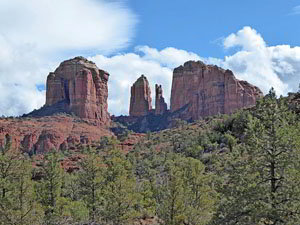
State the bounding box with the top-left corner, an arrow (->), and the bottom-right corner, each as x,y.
129,75 -> 152,117
170,61 -> 263,120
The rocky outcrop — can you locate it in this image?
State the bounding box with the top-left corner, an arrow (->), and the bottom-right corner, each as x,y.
155,84 -> 167,115
170,61 -> 263,120
129,75 -> 152,117
45,56 -> 110,124
0,115 -> 113,154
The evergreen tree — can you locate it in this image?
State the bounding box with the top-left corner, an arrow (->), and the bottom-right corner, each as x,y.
182,157 -> 217,225
157,157 -> 185,225
157,155 -> 216,225
35,151 -> 62,225
0,135 -> 43,225
212,89 -> 300,225
101,149 -> 140,225
58,172 -> 89,224
78,149 -> 104,223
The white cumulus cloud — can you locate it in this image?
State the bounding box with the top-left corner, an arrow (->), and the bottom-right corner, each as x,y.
0,0 -> 137,116
219,26 -> 300,96
220,26 -> 288,96
0,0 -> 136,54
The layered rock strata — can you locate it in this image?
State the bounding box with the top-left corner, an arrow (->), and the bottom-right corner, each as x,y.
155,84 -> 168,115
170,61 -> 263,120
129,75 -> 152,117
45,56 -> 110,124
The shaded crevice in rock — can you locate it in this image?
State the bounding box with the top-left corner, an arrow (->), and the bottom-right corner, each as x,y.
63,80 -> 70,104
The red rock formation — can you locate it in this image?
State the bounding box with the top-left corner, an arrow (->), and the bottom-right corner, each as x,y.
155,84 -> 167,115
129,75 -> 152,117
0,115 -> 113,154
170,61 -> 263,120
45,56 -> 110,124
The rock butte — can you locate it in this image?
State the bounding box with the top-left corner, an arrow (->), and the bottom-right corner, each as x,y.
2,57 -> 116,154
129,75 -> 152,117
170,61 -> 263,120
45,56 -> 110,124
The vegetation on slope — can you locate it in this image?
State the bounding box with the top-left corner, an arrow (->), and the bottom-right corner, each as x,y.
1,89 -> 300,225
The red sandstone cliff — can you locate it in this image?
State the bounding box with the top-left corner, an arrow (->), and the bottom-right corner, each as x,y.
129,75 -> 152,117
0,115 -> 113,155
155,84 -> 167,115
45,56 -> 110,124
170,61 -> 263,120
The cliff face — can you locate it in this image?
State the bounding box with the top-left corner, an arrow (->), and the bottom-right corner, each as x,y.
45,56 -> 110,124
170,61 -> 263,120
155,84 -> 167,115
129,75 -> 152,117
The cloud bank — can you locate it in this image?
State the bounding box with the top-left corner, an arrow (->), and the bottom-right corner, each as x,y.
0,0 -> 137,116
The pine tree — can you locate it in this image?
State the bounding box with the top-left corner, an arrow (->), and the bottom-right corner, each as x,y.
78,149 -> 104,223
182,157 -> 217,225
58,172 -> 89,224
157,157 -> 185,225
0,135 -> 43,225
212,88 -> 300,225
35,151 -> 62,225
157,155 -> 216,225
101,149 -> 139,225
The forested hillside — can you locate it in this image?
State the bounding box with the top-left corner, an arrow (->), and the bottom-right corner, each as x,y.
1,89 -> 300,225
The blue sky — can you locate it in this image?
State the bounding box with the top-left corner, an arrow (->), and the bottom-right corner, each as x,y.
127,0 -> 300,57
0,0 -> 300,116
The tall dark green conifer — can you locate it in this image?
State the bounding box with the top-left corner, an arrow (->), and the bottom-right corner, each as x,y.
101,149 -> 140,225
35,151 -> 62,225
78,149 -> 104,223
0,135 -> 43,225
212,88 -> 300,225
157,155 -> 216,225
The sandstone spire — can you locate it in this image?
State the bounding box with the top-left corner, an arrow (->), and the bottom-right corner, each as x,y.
129,75 -> 152,117
155,84 -> 167,115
